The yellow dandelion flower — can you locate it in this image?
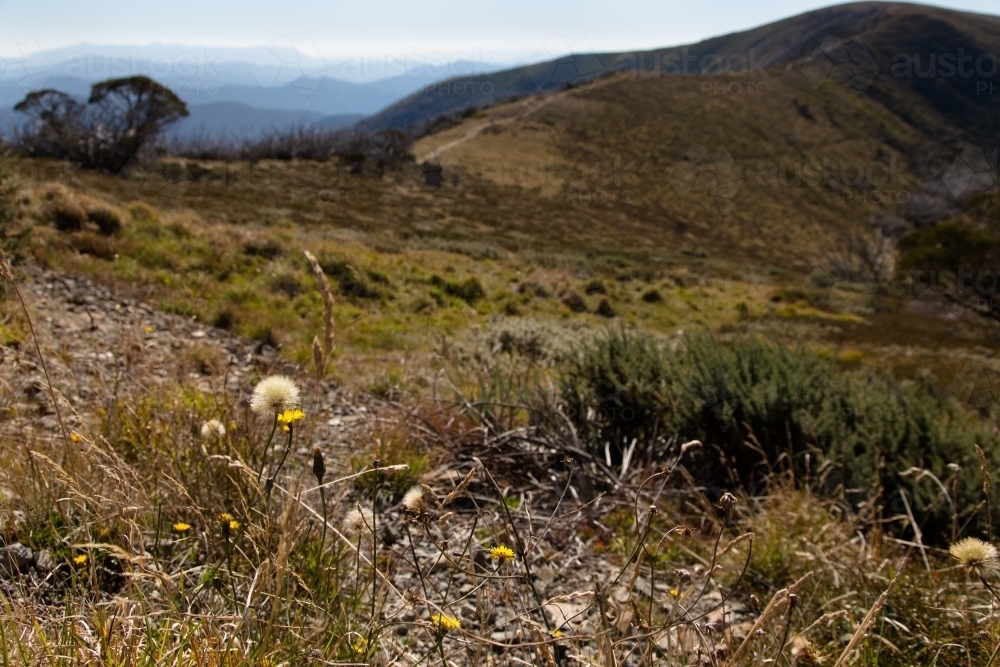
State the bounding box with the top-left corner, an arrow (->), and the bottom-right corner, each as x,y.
489,545 -> 516,563
144,326 -> 154,333
218,513 -> 240,535
73,554 -> 87,565
351,637 -> 368,655
950,537 -> 999,571
172,522 -> 191,533
277,409 -> 306,425
431,613 -> 461,633
69,432 -> 82,443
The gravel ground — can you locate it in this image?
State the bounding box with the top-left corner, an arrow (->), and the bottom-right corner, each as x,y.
0,267 -> 752,664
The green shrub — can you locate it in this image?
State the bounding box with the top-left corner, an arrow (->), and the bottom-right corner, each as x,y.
560,329 -> 673,462
562,292 -> 587,312
641,289 -> 663,303
559,330 -> 1000,541
595,298 -> 616,317
428,275 -> 483,304
52,203 -> 86,231
87,207 -> 122,235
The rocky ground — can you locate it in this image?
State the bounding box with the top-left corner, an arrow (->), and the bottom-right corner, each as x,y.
0,267 -> 752,663
0,266 -> 380,448
0,267 -> 380,575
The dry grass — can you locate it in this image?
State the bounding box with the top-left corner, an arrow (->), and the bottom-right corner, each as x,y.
1,246 -> 998,666
2,71 -> 1000,662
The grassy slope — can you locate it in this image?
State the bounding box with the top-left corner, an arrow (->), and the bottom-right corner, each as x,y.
361,1 -> 1000,146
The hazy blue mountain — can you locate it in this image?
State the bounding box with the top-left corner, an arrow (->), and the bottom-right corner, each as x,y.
0,101 -> 363,141
0,42 -> 502,116
169,102 -> 362,139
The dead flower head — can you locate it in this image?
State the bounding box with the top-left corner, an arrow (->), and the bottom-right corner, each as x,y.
950,537 -> 999,572
719,492 -> 738,512
345,507 -> 374,533
200,419 -> 226,439
250,375 -> 301,416
402,486 -> 426,514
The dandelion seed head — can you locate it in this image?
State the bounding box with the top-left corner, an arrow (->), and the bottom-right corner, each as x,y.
250,375 -> 300,416
402,486 -> 426,514
950,537 -> 998,571
200,419 -> 226,439
344,508 -> 374,533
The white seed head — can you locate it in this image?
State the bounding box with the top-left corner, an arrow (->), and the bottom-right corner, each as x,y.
950,537 -> 999,571
344,508 -> 374,533
402,486 -> 426,514
250,375 -> 301,415
200,419 -> 226,439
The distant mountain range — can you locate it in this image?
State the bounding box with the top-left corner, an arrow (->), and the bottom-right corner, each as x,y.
3,4 -> 999,147
0,45 -> 501,138
359,2 -> 1000,147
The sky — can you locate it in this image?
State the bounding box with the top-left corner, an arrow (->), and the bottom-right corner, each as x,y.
1,0 -> 999,74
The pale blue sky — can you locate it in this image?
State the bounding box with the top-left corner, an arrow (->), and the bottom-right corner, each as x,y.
1,0 -> 998,64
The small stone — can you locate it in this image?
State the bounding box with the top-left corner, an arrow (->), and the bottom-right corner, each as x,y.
34,549 -> 55,572
0,543 -> 33,577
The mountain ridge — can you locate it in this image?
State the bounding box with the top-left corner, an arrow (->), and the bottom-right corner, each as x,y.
357,1 -> 1000,147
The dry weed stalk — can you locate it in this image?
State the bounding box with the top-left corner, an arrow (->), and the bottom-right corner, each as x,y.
303,249 -> 335,377
831,559 -> 907,667
0,245 -> 72,454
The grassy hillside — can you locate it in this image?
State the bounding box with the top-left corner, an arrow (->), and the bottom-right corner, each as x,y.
3,5 -> 1000,660
360,2 -> 1000,148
